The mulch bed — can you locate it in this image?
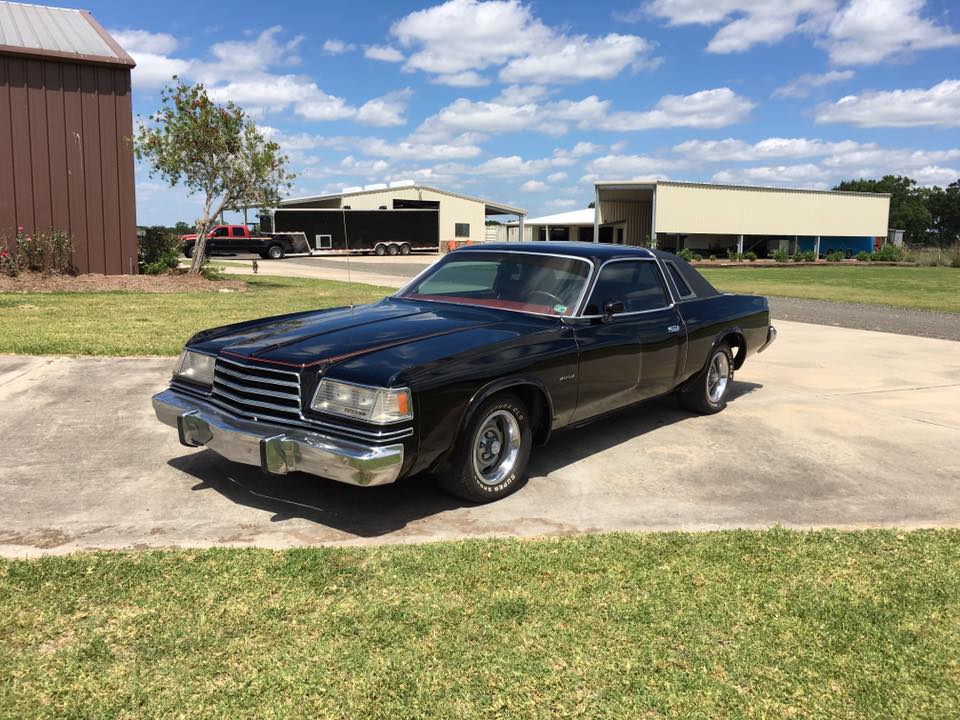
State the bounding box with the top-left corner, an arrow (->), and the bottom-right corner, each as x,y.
0,271 -> 248,293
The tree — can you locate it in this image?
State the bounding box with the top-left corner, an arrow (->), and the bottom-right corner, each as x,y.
833,175 -> 932,244
922,181 -> 960,247
134,78 -> 295,273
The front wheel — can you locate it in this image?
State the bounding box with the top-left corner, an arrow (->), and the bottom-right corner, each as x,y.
679,342 -> 734,414
438,392 -> 532,503
183,245 -> 194,259
374,244 -> 387,256
266,244 -> 284,259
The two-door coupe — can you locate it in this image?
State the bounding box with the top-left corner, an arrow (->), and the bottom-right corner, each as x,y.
153,243 -> 776,502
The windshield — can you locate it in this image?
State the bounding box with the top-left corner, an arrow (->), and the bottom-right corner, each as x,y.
397,251 -> 591,316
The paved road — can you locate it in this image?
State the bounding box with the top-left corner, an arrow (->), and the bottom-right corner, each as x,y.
2,320 -> 959,556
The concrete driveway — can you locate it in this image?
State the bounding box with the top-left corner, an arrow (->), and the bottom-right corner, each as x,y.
1,320 -> 959,556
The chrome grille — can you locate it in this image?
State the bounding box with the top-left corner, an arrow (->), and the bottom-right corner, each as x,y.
211,356 -> 302,424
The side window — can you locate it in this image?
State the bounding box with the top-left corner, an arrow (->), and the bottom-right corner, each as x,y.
665,262 -> 694,298
231,226 -> 246,237
212,226 -> 229,237
584,261 -> 669,315
455,223 -> 470,238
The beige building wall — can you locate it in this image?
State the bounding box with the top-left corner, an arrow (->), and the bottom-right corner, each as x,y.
655,182 -> 890,237
597,200 -> 652,245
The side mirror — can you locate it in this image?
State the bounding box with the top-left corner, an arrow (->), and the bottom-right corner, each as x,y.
602,299 -> 625,320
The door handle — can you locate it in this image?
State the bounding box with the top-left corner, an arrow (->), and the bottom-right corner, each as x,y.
667,324 -> 681,334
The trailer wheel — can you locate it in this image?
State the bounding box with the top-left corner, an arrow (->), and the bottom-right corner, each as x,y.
387,244 -> 400,256
266,244 -> 284,260
399,243 -> 411,256
374,244 -> 387,256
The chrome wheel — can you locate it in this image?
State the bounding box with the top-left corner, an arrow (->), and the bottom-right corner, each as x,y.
472,409 -> 521,486
707,351 -> 730,404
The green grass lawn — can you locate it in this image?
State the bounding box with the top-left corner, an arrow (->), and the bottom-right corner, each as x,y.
700,265 -> 960,312
2,530 -> 958,719
0,276 -> 393,356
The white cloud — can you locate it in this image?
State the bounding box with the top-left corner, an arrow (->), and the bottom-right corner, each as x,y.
365,45 -> 405,62
323,39 -> 355,54
772,69 -> 854,98
429,71 -> 490,87
547,171 -> 568,182
712,164 -> 828,187
390,0 -> 658,84
645,0 -> 959,65
645,0 -> 834,54
109,29 -> 190,89
587,153 -> 687,177
595,87 -> 755,131
111,29 -> 180,55
496,84 -> 550,104
825,0 -> 960,65
199,27 -> 304,81
815,79 -> 960,128
673,137 -> 861,161
355,88 -> 413,127
545,198 -> 579,209
520,180 -> 546,191
476,155 -> 552,176
414,98 -> 540,140
363,138 -> 483,161
500,33 -> 661,83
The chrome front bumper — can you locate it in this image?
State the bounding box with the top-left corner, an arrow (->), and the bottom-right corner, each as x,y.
153,389 -> 404,487
758,324 -> 778,353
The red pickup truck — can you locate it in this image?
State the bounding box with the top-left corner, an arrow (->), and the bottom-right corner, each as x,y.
180,224 -> 305,260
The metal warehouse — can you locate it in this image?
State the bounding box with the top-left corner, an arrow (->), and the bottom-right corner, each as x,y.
593,180 -> 891,257
0,1 -> 137,274
273,182 -> 526,253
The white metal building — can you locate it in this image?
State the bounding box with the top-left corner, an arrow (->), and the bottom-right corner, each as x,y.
592,180 -> 891,257
504,208 -> 595,242
278,182 -> 526,250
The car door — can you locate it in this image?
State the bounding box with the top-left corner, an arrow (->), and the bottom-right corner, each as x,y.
570,258 -> 686,422
207,226 -> 230,254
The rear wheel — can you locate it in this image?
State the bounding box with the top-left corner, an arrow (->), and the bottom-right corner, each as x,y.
438,392 -> 532,503
184,245 -> 194,259
386,243 -> 400,256
679,342 -> 734,414
266,244 -> 284,260
374,244 -> 387,256
399,243 -> 411,256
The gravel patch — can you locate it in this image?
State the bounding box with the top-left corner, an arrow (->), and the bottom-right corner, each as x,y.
769,296 -> 960,342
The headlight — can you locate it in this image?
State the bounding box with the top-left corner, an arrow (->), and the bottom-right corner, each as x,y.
311,379 -> 412,424
174,350 -> 216,386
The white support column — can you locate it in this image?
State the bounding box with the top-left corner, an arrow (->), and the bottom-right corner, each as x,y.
593,186 -> 600,243
545,225 -> 550,242
814,235 -> 821,258
650,187 -> 657,248
737,234 -> 744,255
518,214 -> 525,242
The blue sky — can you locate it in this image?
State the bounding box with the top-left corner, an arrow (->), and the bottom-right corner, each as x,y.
83,0 -> 960,224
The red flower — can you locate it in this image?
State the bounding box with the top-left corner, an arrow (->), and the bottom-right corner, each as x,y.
17,225 -> 23,232
0,250 -> 7,258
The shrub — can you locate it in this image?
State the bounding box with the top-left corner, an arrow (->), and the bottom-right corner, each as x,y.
708,254 -> 717,262
692,252 -> 703,262
772,248 -> 789,263
872,244 -> 903,262
2,227 -> 74,274
856,251 -> 872,262
951,256 -> 960,268
743,251 -> 758,262
826,251 -> 845,262
726,248 -> 742,262
200,260 -> 226,281
677,248 -> 694,261
138,226 -> 181,275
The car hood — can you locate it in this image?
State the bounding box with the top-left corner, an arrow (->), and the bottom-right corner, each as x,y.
189,298 -> 517,369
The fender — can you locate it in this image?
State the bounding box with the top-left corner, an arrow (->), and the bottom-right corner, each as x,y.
709,325 -> 748,370
458,375 -> 556,447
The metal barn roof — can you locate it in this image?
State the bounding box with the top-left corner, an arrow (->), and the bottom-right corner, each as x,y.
507,209 -> 595,226
0,1 -> 133,67
281,183 -> 526,217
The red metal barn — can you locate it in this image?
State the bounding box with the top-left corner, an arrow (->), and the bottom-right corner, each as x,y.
0,1 -> 137,274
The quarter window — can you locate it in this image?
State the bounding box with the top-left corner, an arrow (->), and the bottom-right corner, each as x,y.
665,262 -> 694,298
455,223 -> 470,238
584,260 -> 669,315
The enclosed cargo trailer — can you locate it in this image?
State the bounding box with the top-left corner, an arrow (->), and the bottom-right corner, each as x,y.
263,208 -> 440,256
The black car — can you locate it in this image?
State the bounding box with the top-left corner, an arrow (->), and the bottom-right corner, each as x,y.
153,243 -> 776,502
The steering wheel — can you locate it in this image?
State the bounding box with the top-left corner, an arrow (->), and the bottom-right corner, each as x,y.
526,290 -> 565,310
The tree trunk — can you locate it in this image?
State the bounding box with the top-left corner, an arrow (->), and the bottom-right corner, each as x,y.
189,220 -> 211,274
